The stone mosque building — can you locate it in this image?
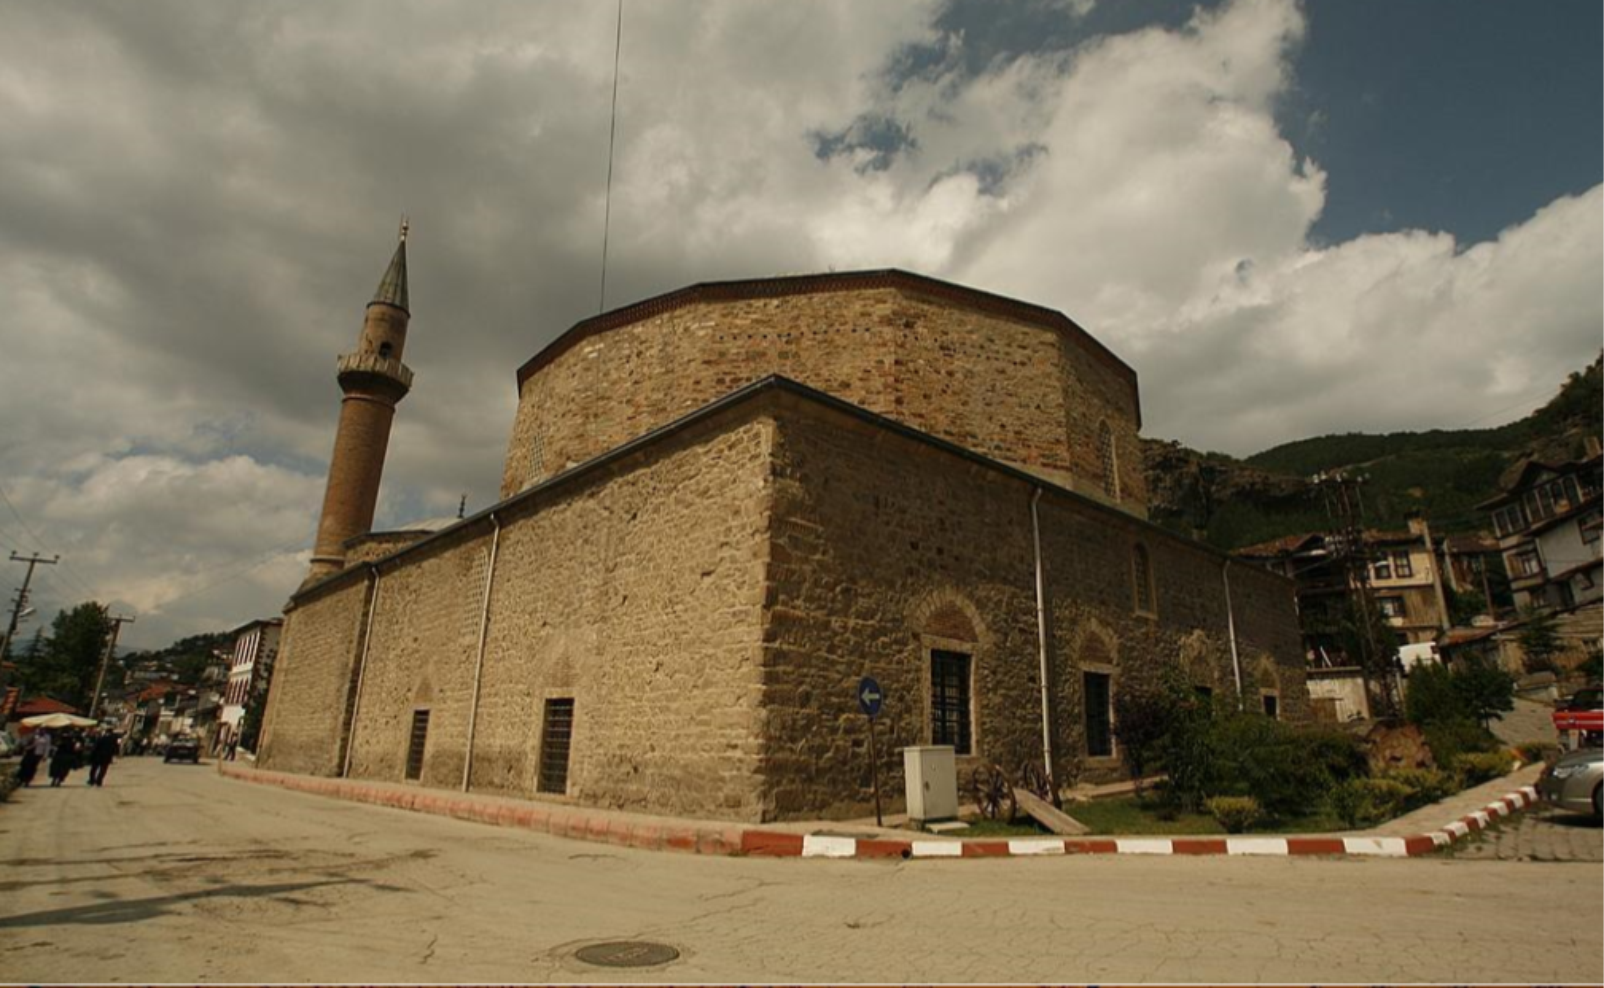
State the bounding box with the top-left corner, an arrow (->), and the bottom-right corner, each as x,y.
257,230 -> 1307,823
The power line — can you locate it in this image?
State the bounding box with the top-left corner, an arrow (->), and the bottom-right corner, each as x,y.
149,539 -> 311,613
597,0 -> 625,314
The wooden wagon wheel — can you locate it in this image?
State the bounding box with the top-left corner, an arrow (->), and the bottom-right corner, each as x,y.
970,764 -> 1017,822
1018,760 -> 1055,804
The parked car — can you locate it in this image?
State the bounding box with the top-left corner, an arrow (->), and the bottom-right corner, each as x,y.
1536,747 -> 1602,821
163,735 -> 201,764
1552,684 -> 1603,750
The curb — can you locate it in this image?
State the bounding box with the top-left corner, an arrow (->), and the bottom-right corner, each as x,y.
218,763 -> 1540,861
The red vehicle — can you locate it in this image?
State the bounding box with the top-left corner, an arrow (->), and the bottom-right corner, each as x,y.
1553,685 -> 1603,750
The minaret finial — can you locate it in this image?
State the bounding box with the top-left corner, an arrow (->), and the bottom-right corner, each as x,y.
399,213 -> 409,243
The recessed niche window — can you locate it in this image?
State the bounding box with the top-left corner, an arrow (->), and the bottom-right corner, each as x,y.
929,650 -> 973,755
1132,543 -> 1155,615
1098,421 -> 1119,499
1262,692 -> 1280,719
405,709 -> 430,781
1084,671 -> 1113,758
538,698 -> 576,794
378,342 -> 394,359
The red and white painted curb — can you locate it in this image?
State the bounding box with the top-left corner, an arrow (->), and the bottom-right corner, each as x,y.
220,763 -> 1541,862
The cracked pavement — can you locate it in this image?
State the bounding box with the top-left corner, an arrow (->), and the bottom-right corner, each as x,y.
0,758 -> 1599,983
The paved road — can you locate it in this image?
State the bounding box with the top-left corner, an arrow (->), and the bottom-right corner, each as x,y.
1,759 -> 1600,984
1452,805 -> 1603,863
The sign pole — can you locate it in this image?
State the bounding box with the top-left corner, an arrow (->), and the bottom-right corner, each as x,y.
868,711 -> 883,827
857,676 -> 885,828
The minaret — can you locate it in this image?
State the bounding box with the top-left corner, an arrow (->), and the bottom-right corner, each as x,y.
304,219 -> 415,585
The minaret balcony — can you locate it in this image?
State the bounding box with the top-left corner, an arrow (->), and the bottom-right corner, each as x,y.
337,352 -> 414,394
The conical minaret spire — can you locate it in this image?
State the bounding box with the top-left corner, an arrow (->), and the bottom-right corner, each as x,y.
304,222 -> 417,586
371,215 -> 410,313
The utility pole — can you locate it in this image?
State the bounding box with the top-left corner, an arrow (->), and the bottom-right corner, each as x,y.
1314,472 -> 1399,720
89,613 -> 135,721
1,552 -> 59,698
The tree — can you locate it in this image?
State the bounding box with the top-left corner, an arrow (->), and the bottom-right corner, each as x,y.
1452,655 -> 1516,729
15,602 -> 110,710
238,683 -> 269,752
1516,609 -> 1562,674
1338,596 -> 1404,719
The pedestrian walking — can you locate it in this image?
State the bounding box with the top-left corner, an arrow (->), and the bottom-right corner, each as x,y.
87,731 -> 119,787
48,732 -> 79,787
15,730 -> 52,787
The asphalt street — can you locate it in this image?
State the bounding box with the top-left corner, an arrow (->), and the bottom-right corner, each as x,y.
1,757 -> 1599,983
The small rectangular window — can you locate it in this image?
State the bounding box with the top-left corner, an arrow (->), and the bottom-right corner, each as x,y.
930,650 -> 972,755
1084,671 -> 1113,758
538,698 -> 575,794
1262,693 -> 1280,719
1377,596 -> 1406,619
1373,556 -> 1392,580
405,709 -> 430,781
1392,551 -> 1413,578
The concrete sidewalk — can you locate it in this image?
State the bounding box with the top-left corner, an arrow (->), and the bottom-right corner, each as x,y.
218,760 -> 1546,862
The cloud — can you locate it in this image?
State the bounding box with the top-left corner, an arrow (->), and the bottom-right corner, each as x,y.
0,0 -> 1597,648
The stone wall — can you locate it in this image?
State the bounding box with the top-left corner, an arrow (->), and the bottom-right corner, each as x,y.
258,579 -> 371,776
272,404 -> 775,821
758,392 -> 1304,819
502,278 -> 1145,516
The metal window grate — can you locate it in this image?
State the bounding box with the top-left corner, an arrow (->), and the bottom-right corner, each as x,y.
1084,672 -> 1112,757
405,709 -> 430,781
538,698 -> 575,794
930,650 -> 972,755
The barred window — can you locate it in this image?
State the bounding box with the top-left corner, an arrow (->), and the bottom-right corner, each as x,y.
405,709 -> 430,781
538,698 -> 575,794
1084,672 -> 1113,758
929,650 -> 972,755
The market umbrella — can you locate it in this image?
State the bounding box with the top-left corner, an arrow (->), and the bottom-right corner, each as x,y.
20,712 -> 99,730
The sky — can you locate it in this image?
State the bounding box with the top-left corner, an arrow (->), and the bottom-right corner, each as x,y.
0,0 -> 1599,651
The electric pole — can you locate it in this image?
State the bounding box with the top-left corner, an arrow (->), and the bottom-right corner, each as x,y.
1,552 -> 59,698
89,613 -> 135,721
1314,472 -> 1399,720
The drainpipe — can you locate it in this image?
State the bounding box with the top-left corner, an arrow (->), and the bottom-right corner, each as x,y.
1222,558 -> 1244,710
461,512 -> 502,792
342,565 -> 382,778
1029,487 -> 1056,795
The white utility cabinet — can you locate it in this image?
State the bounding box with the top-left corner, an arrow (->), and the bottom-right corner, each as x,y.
902,745 -> 958,822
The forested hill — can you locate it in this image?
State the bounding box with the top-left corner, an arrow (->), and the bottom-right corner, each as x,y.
1144,354 -> 1602,551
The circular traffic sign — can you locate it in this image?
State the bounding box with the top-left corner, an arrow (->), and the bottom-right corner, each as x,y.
857,676 -> 884,718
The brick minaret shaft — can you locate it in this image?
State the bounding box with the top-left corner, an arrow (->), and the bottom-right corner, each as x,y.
305,223 -> 415,585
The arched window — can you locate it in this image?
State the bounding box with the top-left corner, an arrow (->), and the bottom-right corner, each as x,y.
1132,543 -> 1155,615
1098,421 -> 1119,499
378,342 -> 394,359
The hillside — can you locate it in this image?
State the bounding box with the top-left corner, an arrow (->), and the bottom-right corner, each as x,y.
1145,354 -> 1602,550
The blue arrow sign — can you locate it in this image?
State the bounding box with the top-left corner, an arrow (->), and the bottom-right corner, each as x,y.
858,676 -> 883,718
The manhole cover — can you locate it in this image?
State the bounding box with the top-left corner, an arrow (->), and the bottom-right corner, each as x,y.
575,941 -> 680,968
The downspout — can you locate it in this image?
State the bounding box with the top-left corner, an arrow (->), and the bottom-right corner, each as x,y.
461,512 -> 502,792
1222,558 -> 1244,710
342,565 -> 382,778
1029,487 -> 1056,794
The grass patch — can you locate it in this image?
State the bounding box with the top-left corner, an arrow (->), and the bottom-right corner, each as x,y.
1066,795 -> 1350,835
953,818 -> 1052,838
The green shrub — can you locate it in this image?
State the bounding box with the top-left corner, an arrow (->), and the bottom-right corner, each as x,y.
1208,715 -> 1332,819
1383,767 -> 1458,810
1330,778 -> 1413,829
1422,717 -> 1500,768
1205,795 -> 1262,833
1455,751 -> 1514,786
1296,726 -> 1370,783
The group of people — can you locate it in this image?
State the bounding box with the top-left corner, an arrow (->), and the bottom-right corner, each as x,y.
13,728 -> 121,788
